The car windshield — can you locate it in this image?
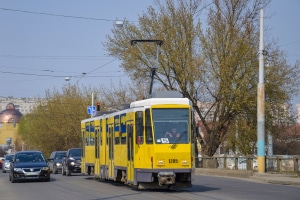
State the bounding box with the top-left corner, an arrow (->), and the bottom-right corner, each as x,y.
55,152 -> 66,159
15,153 -> 45,162
6,154 -> 14,160
69,149 -> 82,157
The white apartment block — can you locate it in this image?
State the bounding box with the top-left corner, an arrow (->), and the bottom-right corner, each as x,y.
0,97 -> 38,115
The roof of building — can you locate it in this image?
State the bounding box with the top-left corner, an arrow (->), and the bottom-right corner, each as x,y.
0,103 -> 23,123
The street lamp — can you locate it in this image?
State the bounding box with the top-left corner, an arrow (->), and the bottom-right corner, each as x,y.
65,77 -> 71,81
115,20 -> 124,28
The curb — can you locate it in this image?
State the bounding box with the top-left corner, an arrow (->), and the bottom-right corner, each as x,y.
194,168 -> 253,178
194,168 -> 300,186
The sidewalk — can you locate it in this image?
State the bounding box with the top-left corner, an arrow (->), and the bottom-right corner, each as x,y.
194,168 -> 300,186
250,172 -> 300,186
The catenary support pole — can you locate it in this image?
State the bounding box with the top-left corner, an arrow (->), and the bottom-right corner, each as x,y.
257,9 -> 265,173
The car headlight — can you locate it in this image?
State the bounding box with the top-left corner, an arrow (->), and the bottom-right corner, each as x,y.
42,167 -> 50,170
14,168 -> 23,172
70,161 -> 75,166
55,163 -> 61,166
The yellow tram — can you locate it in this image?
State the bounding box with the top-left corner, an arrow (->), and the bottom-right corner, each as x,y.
81,95 -> 194,189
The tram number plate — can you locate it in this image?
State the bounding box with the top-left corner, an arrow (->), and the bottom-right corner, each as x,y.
169,159 -> 178,163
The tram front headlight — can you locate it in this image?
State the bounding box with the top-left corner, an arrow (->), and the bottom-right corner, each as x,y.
157,160 -> 165,166
181,160 -> 189,165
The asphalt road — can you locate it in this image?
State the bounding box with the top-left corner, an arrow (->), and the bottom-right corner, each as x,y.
0,172 -> 299,200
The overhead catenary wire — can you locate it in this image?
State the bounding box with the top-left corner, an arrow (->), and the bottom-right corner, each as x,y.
0,54 -> 114,60
0,7 -> 115,21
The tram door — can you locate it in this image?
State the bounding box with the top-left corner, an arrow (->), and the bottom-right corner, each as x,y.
94,127 -> 100,175
108,124 -> 114,179
127,122 -> 134,182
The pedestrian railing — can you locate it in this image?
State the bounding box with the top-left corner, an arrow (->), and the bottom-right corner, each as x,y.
195,155 -> 300,174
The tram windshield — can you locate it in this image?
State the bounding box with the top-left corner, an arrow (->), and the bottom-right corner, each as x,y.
152,108 -> 189,144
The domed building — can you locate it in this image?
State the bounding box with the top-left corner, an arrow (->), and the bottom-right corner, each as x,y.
0,103 -> 23,152
0,103 -> 23,123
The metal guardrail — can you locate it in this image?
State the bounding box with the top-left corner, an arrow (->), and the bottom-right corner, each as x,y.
195,155 -> 300,174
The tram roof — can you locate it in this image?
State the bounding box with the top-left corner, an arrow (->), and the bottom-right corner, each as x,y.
130,97 -> 191,108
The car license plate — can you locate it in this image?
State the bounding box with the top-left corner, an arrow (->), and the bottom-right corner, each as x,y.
26,172 -> 38,176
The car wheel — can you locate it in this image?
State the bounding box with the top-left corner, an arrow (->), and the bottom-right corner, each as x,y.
53,165 -> 58,174
66,167 -> 71,176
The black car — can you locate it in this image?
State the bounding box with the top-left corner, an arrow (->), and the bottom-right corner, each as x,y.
9,151 -> 50,183
61,148 -> 82,176
48,151 -> 66,174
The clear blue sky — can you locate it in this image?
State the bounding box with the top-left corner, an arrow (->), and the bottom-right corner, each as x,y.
0,0 -> 299,105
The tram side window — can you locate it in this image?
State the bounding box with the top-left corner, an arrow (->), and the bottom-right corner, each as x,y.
145,109 -> 153,144
114,116 -> 120,145
135,111 -> 144,144
114,131 -> 120,145
95,129 -> 99,158
115,133 -> 120,145
120,114 -> 127,144
121,129 -> 127,144
127,124 -> 133,161
106,118 -> 109,144
100,121 -> 103,146
86,133 -> 95,145
82,131 -> 85,157
85,122 -> 95,146
90,133 -> 95,145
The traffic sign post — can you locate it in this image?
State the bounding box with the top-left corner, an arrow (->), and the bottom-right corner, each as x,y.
87,106 -> 96,115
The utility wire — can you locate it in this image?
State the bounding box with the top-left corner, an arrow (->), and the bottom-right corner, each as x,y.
86,58 -> 117,74
0,54 -> 113,60
279,40 -> 300,47
0,7 -> 115,21
0,70 -> 124,78
0,58 -> 121,77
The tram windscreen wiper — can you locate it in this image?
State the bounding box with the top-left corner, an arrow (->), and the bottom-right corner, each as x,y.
170,131 -> 187,149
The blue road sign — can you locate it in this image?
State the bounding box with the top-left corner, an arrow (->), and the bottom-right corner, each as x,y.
87,106 -> 96,115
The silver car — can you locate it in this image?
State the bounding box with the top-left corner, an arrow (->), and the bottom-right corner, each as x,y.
2,154 -> 14,173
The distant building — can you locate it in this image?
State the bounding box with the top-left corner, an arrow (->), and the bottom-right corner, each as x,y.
0,97 -> 38,151
0,103 -> 23,123
0,97 -> 37,115
296,104 -> 300,124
